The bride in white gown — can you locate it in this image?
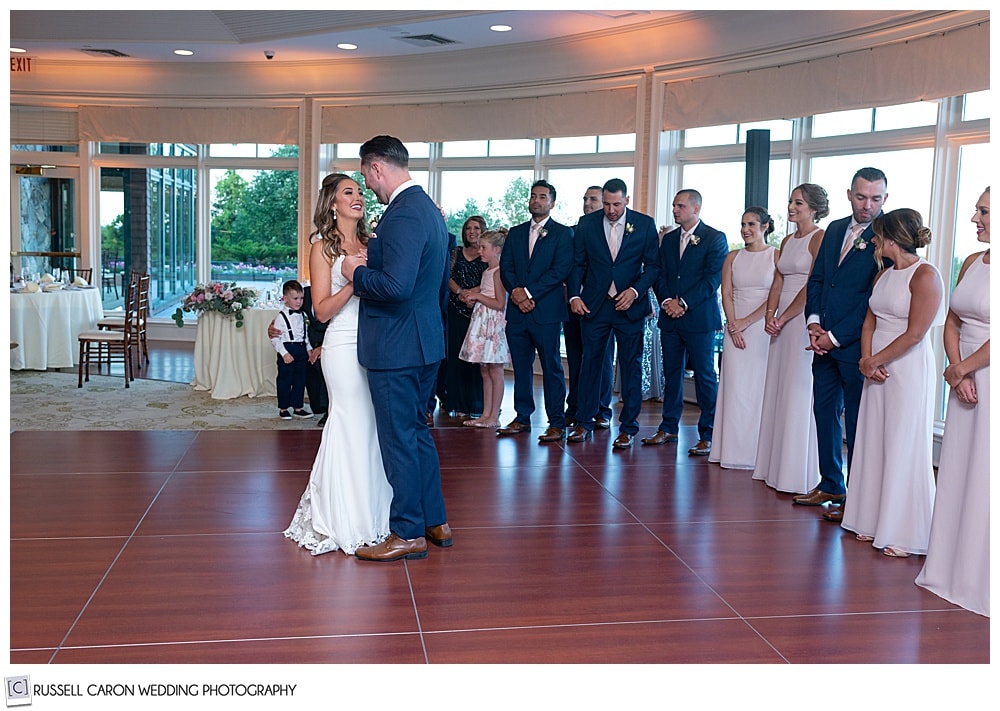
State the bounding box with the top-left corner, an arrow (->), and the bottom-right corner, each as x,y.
285,173 -> 392,555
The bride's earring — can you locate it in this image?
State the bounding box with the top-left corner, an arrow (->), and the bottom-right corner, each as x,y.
332,207 -> 337,220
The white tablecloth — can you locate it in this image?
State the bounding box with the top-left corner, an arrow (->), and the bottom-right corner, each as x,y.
192,308 -> 279,399
10,287 -> 105,370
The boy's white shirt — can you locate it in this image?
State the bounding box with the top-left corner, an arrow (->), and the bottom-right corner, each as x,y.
270,305 -> 313,357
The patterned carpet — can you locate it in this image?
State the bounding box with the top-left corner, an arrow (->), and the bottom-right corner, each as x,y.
8,370 -> 322,431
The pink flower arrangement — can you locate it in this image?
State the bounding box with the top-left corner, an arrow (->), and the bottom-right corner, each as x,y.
172,281 -> 258,328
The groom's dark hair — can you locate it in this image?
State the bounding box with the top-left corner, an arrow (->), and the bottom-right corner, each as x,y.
360,135 -> 409,169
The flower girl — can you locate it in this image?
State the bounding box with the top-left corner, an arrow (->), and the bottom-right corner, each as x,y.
459,228 -> 510,428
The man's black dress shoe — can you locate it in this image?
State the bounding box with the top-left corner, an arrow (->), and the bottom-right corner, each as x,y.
317,413 -> 328,426
566,426 -> 592,442
594,416 -> 611,429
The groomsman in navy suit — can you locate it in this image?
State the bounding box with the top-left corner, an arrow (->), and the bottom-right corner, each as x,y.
564,186 -> 615,429
342,135 -> 451,562
645,189 -> 728,455
796,167 -> 889,522
497,180 -> 574,442
567,178 -> 659,449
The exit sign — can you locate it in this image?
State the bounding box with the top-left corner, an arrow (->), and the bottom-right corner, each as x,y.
11,57 -> 33,72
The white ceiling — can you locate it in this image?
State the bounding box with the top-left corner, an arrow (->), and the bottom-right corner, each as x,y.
10,9 -> 690,63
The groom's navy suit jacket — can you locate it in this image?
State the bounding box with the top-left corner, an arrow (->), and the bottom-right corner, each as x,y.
352,183 -> 450,540
354,185 -> 449,371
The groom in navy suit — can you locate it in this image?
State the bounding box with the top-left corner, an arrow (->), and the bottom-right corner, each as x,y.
795,167 -> 889,521
567,178 -> 659,449
497,179 -> 574,442
342,135 -> 451,561
645,189 -> 728,455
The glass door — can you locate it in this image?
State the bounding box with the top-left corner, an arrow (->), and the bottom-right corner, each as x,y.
10,166 -> 80,283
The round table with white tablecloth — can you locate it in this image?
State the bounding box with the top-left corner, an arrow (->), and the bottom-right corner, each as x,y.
10,286 -> 104,370
191,308 -> 280,399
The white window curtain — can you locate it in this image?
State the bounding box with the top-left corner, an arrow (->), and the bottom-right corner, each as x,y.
660,22 -> 989,130
320,86 -> 638,144
77,106 -> 299,143
10,107 -> 79,143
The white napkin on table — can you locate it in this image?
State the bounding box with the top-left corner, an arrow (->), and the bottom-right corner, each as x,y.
43,282 -> 63,292
22,281 -> 40,293
73,276 -> 89,286
40,273 -> 55,284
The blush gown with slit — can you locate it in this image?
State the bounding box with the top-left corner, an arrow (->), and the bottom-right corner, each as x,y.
284,255 -> 393,555
752,230 -> 820,493
709,246 -> 776,470
916,252 -> 989,614
841,259 -> 944,555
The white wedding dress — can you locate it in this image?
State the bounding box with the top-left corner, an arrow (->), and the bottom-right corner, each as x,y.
284,255 -> 393,555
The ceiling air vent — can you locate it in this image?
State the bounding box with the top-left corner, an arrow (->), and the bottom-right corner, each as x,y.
79,48 -> 131,58
395,34 -> 459,48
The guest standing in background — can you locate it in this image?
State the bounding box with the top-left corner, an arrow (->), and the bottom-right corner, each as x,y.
841,208 -> 944,558
459,228 -> 511,429
797,168 -> 889,522
752,185 -> 825,493
709,207 -> 777,470
644,189 -> 727,455
916,187 -> 989,611
302,284 -> 329,426
565,186 -> 615,429
497,180 -> 574,442
444,216 -> 489,418
569,178 -> 660,449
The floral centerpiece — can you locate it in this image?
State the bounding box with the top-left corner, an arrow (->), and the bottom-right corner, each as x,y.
172,281 -> 258,328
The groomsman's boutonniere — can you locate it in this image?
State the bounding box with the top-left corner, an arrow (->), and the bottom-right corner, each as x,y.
853,235 -> 867,251
625,223 -> 635,235
538,228 -> 548,239
689,235 -> 701,246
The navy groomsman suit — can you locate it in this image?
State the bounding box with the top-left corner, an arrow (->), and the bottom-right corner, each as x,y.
499,215 -> 574,432
568,198 -> 660,442
652,219 -> 728,445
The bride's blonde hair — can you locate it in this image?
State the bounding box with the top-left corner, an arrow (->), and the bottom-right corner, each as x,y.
311,173 -> 370,262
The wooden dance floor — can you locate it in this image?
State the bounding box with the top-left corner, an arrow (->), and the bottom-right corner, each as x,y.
9,344 -> 988,672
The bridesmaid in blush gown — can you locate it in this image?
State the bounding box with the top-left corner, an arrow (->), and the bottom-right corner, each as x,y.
710,207 -> 777,469
284,174 -> 392,555
841,208 -> 944,558
917,187 -> 990,613
753,185 -> 827,493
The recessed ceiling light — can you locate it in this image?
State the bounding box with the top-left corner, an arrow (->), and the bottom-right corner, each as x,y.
173,49 -> 194,56
490,25 -> 513,32
337,43 -> 358,51
11,47 -> 27,53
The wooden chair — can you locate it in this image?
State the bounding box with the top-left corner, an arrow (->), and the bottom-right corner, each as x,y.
78,274 -> 137,388
96,271 -> 150,369
101,250 -> 121,298
69,267 -> 93,284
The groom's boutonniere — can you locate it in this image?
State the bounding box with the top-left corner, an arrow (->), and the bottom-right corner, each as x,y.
538,228 -> 548,239
625,223 -> 635,235
689,235 -> 701,246
853,235 -> 867,251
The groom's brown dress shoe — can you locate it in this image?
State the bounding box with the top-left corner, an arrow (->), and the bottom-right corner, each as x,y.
640,430 -> 678,446
425,523 -> 453,547
537,427 -> 565,442
497,420 -> 530,436
792,488 -> 846,506
355,533 -> 427,561
566,426 -> 592,442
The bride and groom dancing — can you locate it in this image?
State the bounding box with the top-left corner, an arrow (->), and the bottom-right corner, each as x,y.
284,135 -> 452,561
